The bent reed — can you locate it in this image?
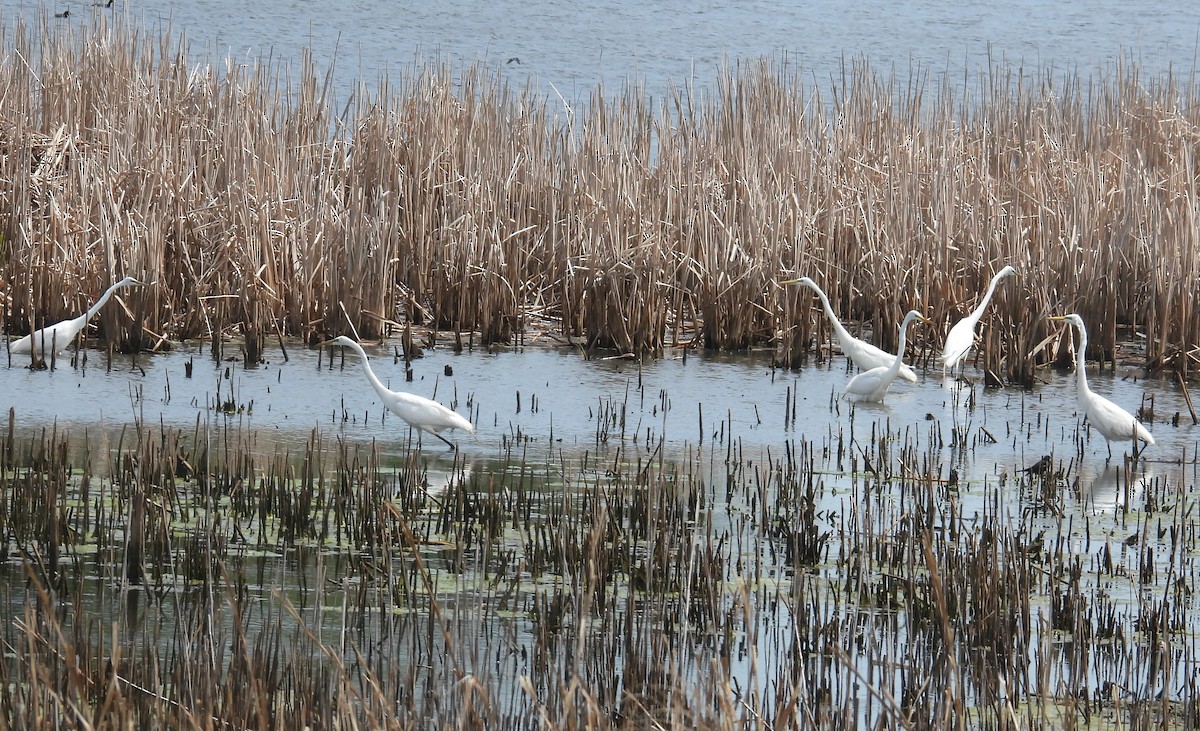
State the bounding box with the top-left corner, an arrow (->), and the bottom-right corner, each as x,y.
0,18 -> 1197,380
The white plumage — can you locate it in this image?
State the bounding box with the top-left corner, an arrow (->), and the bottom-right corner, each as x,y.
845,310 -> 928,402
1050,313 -> 1154,456
9,276 -> 143,357
325,336 -> 475,449
783,276 -> 918,383
940,265 -> 1017,374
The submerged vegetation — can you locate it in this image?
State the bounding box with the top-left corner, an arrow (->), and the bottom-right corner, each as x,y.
0,368 -> 1198,728
0,16 -> 1198,380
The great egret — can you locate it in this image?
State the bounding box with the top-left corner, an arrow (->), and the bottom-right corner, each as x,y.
324,336 -> 475,449
1050,313 -> 1154,457
8,276 -> 144,358
845,310 -> 928,402
940,265 -> 1017,375
781,277 -> 918,383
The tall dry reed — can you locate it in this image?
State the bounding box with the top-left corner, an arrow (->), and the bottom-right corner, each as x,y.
0,17 -> 1197,379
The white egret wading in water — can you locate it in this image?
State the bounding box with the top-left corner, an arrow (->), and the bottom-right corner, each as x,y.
781,277 -> 918,383
845,310 -> 929,402
323,336 -> 475,449
940,265 -> 1017,376
1049,313 -> 1155,458
8,276 -> 144,358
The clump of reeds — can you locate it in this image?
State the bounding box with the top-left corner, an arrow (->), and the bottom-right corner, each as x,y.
0,20 -> 1197,377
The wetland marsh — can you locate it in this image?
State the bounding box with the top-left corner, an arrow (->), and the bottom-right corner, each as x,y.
1,9 -> 1200,729
1,336 -> 1197,728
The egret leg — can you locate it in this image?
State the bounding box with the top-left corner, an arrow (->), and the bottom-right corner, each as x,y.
431,432 -> 458,450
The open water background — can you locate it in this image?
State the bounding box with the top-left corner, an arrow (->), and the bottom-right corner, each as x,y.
1,0 -> 1198,103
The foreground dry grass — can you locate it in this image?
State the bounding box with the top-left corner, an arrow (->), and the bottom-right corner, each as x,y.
0,17 -> 1198,380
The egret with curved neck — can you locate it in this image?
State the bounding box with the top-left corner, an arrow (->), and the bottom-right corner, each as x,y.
324,336 -> 475,450
782,277 -> 918,383
845,310 -> 928,402
941,265 -> 1017,375
1050,313 -> 1154,458
8,276 -> 143,358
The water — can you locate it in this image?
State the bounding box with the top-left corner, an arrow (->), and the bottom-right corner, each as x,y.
4,338 -> 1190,580
2,340 -> 1197,723
2,338 -> 1195,532
2,340 -> 1192,463
3,0 -> 1198,104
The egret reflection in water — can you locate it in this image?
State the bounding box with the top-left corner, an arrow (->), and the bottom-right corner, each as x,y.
1082,463 -> 1155,515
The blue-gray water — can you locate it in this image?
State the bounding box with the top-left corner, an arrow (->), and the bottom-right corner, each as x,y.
2,338 -> 1196,725
3,0 -> 1198,104
1,338 -> 1193,474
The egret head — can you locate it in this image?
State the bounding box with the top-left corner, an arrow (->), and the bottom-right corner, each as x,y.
1049,313 -> 1085,331
996,265 -> 1018,280
116,276 -> 145,289
779,276 -> 816,289
322,335 -> 361,349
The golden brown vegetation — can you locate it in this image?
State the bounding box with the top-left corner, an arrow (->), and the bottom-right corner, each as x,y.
0,18 -> 1197,379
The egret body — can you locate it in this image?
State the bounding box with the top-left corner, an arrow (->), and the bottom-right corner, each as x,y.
1050,313 -> 1154,457
8,276 -> 143,358
940,265 -> 1017,375
324,336 -> 475,449
845,310 -> 928,402
782,277 -> 918,383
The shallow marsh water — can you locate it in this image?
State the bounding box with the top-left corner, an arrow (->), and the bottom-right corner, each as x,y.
2,337 -> 1191,458
1,340 -> 1198,725
2,339 -> 1195,558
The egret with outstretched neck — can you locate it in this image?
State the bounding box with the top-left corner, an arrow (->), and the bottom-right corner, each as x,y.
845,310 -> 928,402
782,277 -> 918,383
1050,313 -> 1154,459
8,276 -> 144,358
323,336 -> 475,449
940,265 -> 1017,376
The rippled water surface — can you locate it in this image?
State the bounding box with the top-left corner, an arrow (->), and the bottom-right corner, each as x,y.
3,0 -> 1198,101
1,339 -> 1193,471
2,337 -> 1198,724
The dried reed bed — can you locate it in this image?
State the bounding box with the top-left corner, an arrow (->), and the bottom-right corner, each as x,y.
0,19 -> 1198,377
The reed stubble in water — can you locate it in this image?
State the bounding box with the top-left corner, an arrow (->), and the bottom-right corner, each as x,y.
0,384 -> 1198,728
0,21 -> 1196,379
